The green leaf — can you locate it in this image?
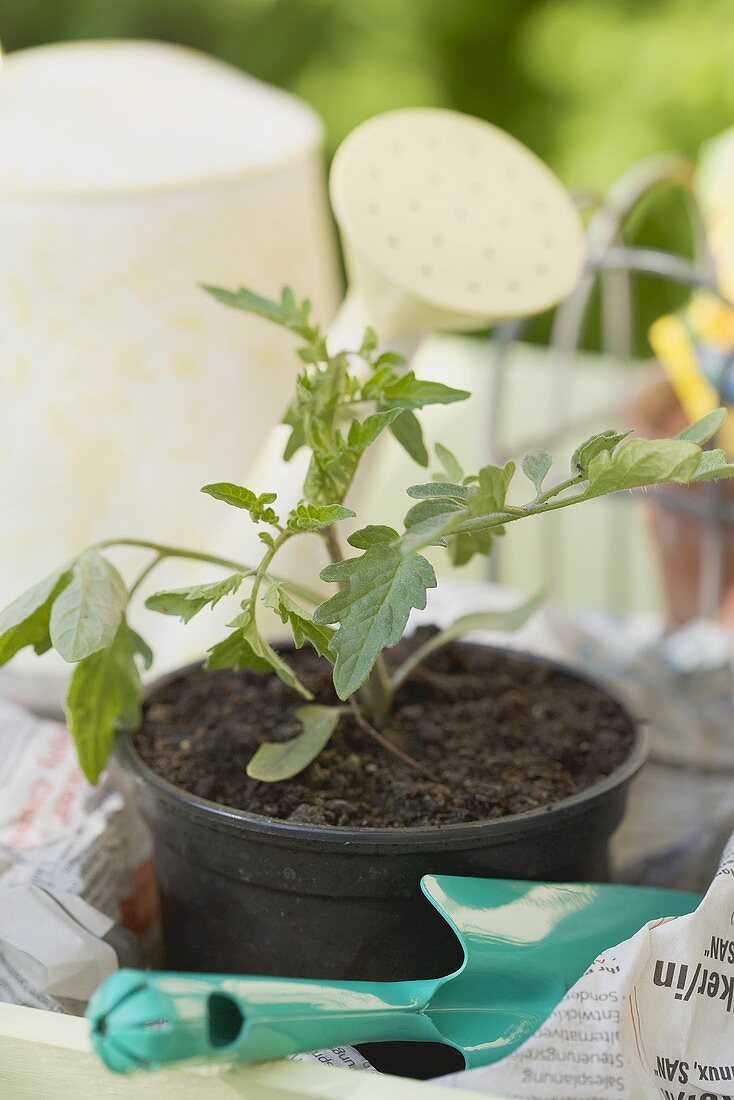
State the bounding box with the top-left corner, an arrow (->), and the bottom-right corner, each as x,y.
522,451 -> 552,493
347,526 -> 399,549
314,545 -> 437,698
434,443 -> 464,484
347,408 -> 405,450
305,408 -> 403,505
145,574 -> 246,623
572,429 -> 632,475
201,483 -> 279,525
402,499 -> 463,553
373,351 -> 406,368
379,372 -> 470,410
64,620 -> 149,783
0,567 -> 74,666
388,409 -> 429,466
246,705 -> 341,782
404,499 -> 463,527
446,528 -> 494,567
282,401 -> 307,461
286,502 -> 355,533
50,551 -> 127,663
677,407 -> 727,445
476,461 -> 516,511
202,285 -> 320,344
587,438 -> 703,496
205,630 -> 272,674
406,481 -> 470,501
206,611 -> 313,698
390,588 -> 548,694
430,589 -> 548,645
690,449 -> 734,482
264,585 -> 334,660
360,327 -> 378,354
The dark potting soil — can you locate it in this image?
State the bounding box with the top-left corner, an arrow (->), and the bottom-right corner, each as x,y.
134,632 -> 634,828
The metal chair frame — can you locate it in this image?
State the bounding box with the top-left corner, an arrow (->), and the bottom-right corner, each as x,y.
487,155 -> 731,618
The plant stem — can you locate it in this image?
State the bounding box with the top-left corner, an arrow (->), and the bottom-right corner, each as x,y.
530,473 -> 586,508
127,553 -> 164,600
323,524 -> 343,567
454,484 -> 593,537
347,697 -> 441,783
389,634 -> 445,697
94,537 -> 323,605
250,531 -> 290,605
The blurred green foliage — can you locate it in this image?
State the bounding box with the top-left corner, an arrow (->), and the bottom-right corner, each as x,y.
4,0 -> 734,353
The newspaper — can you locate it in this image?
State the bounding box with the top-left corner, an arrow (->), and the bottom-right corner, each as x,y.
441,834 -> 734,1097
0,693 -> 377,1074
0,696 -> 154,1011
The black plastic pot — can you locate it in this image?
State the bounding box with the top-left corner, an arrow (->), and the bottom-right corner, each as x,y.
117,645 -> 648,984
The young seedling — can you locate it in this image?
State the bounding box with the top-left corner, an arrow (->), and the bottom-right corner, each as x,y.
2,286 -> 732,785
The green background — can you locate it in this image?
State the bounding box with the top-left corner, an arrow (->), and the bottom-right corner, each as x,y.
5,0 -> 733,350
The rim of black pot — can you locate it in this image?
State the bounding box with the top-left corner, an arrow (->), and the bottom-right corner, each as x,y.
116,642 -> 649,848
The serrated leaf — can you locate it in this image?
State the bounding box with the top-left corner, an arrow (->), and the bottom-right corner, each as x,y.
264,585 -> 334,660
202,284 -> 320,343
305,408 -> 403,505
572,429 -> 632,475
388,409 -> 429,466
286,502 -> 355,533
201,483 -> 279,524
347,526 -> 399,549
677,408 -> 727,445
522,451 -> 552,493
206,612 -> 313,698
314,545 -> 437,698
64,620 -> 149,783
406,481 -> 471,501
127,628 -> 153,670
247,705 -> 341,782
0,567 -> 74,666
145,573 -> 246,623
434,443 -> 464,484
50,551 -> 127,663
205,630 -> 272,674
587,438 -> 703,496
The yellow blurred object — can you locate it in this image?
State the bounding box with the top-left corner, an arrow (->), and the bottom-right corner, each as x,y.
648,292 -> 734,456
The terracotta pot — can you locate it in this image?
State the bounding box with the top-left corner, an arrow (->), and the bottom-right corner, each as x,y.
629,371 -> 734,625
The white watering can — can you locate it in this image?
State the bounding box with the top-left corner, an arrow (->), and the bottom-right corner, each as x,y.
0,40 -> 340,702
0,50 -> 584,701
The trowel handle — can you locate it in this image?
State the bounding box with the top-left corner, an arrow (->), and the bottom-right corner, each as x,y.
87,968 -> 439,1073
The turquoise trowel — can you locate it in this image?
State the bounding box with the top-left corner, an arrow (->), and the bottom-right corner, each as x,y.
87,875 -> 698,1073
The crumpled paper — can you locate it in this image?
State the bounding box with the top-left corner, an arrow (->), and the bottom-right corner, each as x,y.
0,696 -> 153,1011
442,833 -> 734,1097
554,611 -> 734,893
